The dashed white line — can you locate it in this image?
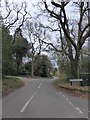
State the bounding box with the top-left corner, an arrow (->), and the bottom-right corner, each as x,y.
57,92 -> 84,115
20,92 -> 36,113
79,110 -> 83,114
74,107 -> 83,114
63,95 -> 65,98
69,101 -> 74,106
66,98 -> 69,101
38,83 -> 42,89
86,117 -> 89,120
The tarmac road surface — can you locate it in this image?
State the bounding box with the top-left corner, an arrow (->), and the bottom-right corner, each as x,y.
2,77 -> 88,118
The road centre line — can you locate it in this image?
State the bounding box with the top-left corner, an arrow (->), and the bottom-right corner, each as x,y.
38,82 -> 42,89
20,92 -> 36,113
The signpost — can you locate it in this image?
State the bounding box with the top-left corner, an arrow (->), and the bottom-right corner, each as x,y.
70,79 -> 83,86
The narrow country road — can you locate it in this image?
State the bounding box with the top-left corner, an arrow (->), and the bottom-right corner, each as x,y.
2,77 -> 88,118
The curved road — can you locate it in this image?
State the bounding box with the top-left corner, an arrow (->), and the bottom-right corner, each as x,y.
2,77 -> 88,118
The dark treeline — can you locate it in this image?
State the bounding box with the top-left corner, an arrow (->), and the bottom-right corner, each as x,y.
2,25 -> 53,77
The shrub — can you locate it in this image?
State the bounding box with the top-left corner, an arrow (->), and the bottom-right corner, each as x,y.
59,72 -> 69,83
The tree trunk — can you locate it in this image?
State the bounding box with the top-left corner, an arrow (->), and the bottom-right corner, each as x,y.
16,55 -> 20,75
16,61 -> 20,75
31,57 -> 34,77
70,59 -> 80,79
16,55 -> 22,75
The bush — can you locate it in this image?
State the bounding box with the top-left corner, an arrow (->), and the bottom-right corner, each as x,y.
58,72 -> 70,83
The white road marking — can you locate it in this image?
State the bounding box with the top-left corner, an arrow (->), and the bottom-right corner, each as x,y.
63,95 -> 65,98
69,101 -> 73,106
20,92 -> 36,113
74,107 -> 83,114
66,98 -> 69,101
57,92 -> 84,115
38,83 -> 42,89
86,117 -> 89,120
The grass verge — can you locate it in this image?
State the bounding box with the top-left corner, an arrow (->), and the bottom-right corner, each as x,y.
2,76 -> 24,97
54,79 -> 90,98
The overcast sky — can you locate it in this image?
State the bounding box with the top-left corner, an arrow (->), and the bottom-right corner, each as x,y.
1,0 -> 81,66
1,0 -> 80,46
1,0 -> 79,21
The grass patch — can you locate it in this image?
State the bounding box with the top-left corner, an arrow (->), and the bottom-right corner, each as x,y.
54,79 -> 89,95
2,76 -> 24,96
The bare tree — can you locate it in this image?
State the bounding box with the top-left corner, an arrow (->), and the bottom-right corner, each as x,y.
38,0 -> 90,78
1,1 -> 31,43
23,20 -> 48,77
